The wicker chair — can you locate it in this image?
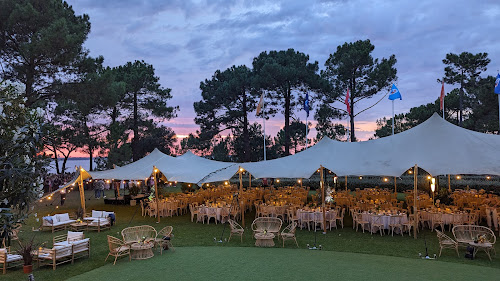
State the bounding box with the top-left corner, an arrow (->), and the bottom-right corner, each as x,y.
452,225 -> 496,246
251,217 -> 282,237
206,207 -> 218,224
228,219 -> 244,243
436,230 -> 459,257
121,225 -> 157,245
105,236 -> 130,265
154,226 -> 174,255
281,222 -> 299,248
431,213 -> 445,232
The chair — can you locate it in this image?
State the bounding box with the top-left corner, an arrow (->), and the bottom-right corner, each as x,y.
88,218 -> 111,232
436,230 -> 459,257
0,247 -> 22,274
402,214 -> 414,236
155,226 -> 174,255
431,213 -> 444,232
189,204 -> 199,222
37,244 -> 73,270
355,213 -> 370,233
389,215 -> 403,236
281,222 -> 299,248
370,215 -> 384,236
105,236 -> 131,265
220,207 -> 230,224
206,207 -> 218,224
228,219 -> 244,243
336,208 -> 345,229
197,206 -> 207,224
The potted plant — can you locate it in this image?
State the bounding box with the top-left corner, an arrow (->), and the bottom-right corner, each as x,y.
17,236 -> 37,274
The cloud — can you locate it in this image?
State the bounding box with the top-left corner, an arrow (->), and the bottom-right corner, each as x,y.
67,0 -> 500,141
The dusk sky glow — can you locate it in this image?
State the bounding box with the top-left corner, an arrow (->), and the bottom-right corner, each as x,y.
67,0 -> 500,143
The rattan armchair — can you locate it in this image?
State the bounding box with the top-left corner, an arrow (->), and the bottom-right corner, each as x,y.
436,230 -> 459,257
105,235 -> 130,265
154,226 -> 174,255
228,219 -> 244,243
281,222 -> 299,248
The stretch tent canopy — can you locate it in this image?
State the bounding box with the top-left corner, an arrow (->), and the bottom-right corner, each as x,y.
156,151 -> 239,184
79,113 -> 500,184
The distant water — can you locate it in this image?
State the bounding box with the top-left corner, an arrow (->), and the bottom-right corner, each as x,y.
48,158 -> 98,174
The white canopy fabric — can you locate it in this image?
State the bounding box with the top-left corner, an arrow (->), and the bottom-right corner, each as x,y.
87,148 -> 175,180
156,151 -> 238,184
82,113 -> 500,183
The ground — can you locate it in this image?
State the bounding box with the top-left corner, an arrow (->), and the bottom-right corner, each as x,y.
4,189 -> 500,280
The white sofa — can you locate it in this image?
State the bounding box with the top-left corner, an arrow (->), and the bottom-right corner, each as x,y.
84,210 -> 115,232
42,213 -> 76,233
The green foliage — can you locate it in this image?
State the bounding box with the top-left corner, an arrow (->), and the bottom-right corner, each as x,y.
274,120 -> 307,154
253,49 -> 326,155
442,51 -> 491,126
195,65 -> 257,162
0,0 -> 91,107
0,82 -> 46,244
322,39 -> 397,142
113,60 -> 178,161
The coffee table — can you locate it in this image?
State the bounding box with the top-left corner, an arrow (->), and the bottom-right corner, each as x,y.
131,242 -> 154,260
255,232 -> 275,247
468,242 -> 494,261
70,222 -> 88,231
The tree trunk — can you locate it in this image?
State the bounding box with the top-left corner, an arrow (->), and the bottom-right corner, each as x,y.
89,147 -> 93,171
459,70 -> 464,127
51,145 -> 60,174
25,60 -> 35,106
242,90 -> 250,162
284,85 -> 291,156
133,92 -> 139,161
350,77 -> 356,142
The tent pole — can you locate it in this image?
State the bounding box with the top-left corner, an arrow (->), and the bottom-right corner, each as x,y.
320,166 -> 326,233
153,166 -> 160,223
413,164 -> 418,239
249,173 -> 251,188
394,177 -> 397,193
345,175 -> 348,192
239,167 -> 245,227
78,166 -> 86,217
448,174 -> 451,192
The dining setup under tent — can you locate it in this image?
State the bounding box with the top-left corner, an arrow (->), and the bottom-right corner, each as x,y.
40,113 -> 500,239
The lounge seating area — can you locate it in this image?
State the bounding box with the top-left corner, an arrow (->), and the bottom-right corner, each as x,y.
37,231 -> 90,270
0,247 -> 22,274
41,213 -> 77,232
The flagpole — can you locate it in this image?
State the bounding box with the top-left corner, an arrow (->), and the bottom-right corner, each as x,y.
392,99 -> 395,136
305,115 -> 308,149
263,96 -> 267,161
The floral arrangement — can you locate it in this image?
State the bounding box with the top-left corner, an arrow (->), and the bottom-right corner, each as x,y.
263,229 -> 267,234
474,234 -> 487,244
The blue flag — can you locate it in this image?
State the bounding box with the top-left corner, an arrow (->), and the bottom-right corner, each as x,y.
304,93 -> 310,117
388,84 -> 402,100
495,74 -> 500,94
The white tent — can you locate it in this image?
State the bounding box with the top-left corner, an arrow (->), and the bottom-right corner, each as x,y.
156,151 -> 239,184
87,148 -> 175,180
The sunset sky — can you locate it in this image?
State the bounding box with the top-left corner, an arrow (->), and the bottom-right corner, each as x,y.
66,0 -> 500,145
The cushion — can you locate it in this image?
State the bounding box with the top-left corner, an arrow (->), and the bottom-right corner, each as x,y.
67,231 -> 84,242
53,241 -> 70,247
6,254 -> 22,262
0,248 -> 6,255
58,213 -> 70,222
92,210 -> 103,218
43,216 -> 53,224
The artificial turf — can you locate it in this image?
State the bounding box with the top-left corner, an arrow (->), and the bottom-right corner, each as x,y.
67,247 -> 500,281
4,189 -> 500,281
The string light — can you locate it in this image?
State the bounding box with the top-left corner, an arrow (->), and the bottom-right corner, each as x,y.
383,178 -> 388,182
297,179 -> 301,184
486,176 -> 491,180
224,181 -> 229,185
456,175 -> 461,180
359,176 -> 363,180
408,170 -> 413,174
276,179 -> 280,183
427,176 -> 431,180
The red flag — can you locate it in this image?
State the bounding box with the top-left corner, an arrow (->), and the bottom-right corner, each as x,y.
345,88 -> 350,114
440,82 -> 445,110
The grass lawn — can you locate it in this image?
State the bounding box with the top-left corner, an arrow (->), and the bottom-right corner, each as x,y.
4,189 -> 500,280
67,246 -> 500,281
